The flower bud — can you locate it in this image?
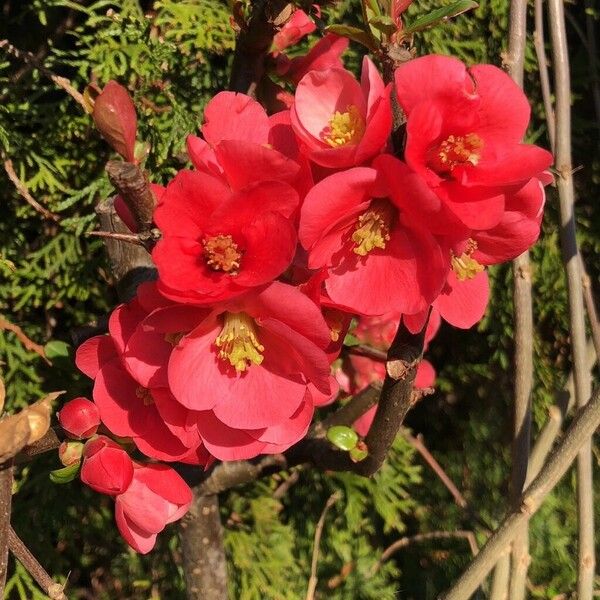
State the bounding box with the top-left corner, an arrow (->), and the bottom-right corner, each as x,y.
58,398 -> 100,439
80,438 -> 134,496
92,80 -> 137,162
58,440 -> 84,466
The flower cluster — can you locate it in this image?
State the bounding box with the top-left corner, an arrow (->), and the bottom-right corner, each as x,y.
65,45 -> 551,553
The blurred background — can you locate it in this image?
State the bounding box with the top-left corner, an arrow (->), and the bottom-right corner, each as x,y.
0,0 -> 598,597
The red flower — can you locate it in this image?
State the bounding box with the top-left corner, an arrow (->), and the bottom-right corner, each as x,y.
186,92 -> 301,190
273,9 -> 316,51
152,170 -> 299,305
291,56 -> 392,168
157,282 -> 332,460
392,55 -> 553,231
115,463 -> 192,554
58,397 -> 100,439
299,166 -> 448,315
80,436 -> 134,496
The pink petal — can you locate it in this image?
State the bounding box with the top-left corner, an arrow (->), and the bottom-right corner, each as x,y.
115,501 -> 157,554
75,335 -> 117,379
434,270 -> 489,329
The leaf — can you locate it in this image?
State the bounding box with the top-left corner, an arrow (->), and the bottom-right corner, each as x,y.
343,333 -> 361,347
324,24 -> 377,51
369,14 -> 398,36
403,0 -> 478,34
44,340 -> 71,360
49,462 -> 80,484
327,425 -> 359,451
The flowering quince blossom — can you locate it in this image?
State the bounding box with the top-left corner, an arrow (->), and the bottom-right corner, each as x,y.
57,397 -> 100,439
80,436 -> 134,496
152,170 -> 299,305
390,54 -> 553,232
115,463 -> 192,554
299,166 -> 448,316
291,56 -> 392,168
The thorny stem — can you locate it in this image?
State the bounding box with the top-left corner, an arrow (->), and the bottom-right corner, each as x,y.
547,0 -> 595,595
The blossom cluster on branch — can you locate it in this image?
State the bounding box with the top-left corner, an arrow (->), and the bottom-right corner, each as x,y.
59,12 -> 552,553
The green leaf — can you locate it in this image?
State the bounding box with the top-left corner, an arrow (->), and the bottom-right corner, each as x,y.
327,425 -> 359,451
403,0 -> 478,34
363,0 -> 381,16
369,14 -> 398,36
324,25 -> 377,51
343,333 -> 361,347
44,340 -> 71,360
49,463 -> 80,484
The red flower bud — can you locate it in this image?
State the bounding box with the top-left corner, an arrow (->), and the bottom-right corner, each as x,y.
80,438 -> 134,496
58,397 -> 100,439
92,80 -> 137,162
58,440 -> 84,466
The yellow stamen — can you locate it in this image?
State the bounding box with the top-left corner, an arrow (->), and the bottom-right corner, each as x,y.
135,386 -> 154,406
321,105 -> 365,147
451,239 -> 484,281
215,312 -> 264,373
435,133 -> 483,172
352,200 -> 394,257
203,234 -> 242,274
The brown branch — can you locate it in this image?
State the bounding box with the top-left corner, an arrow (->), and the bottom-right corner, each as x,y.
548,0 -> 596,595
534,0 -> 556,149
439,385 -> 600,600
104,161 -> 156,236
8,527 -> 66,599
0,39 -> 87,111
13,427 -> 62,464
0,461 -> 13,596
0,315 -> 50,364
179,495 -> 228,600
347,344 -> 387,362
87,230 -> 144,246
3,158 -> 60,223
229,0 -> 293,95
305,491 -> 340,600
273,469 -> 301,499
581,256 -> 600,362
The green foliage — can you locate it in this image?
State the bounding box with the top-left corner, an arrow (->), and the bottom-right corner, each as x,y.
0,0 -> 598,598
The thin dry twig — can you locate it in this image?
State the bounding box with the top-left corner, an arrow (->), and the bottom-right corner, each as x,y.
3,158 -> 60,223
506,0 -> 534,594
0,39 -> 87,111
580,256 -> 600,361
0,462 -> 13,596
305,492 -> 341,600
439,385 -> 600,600
8,527 -> 67,600
371,530 -> 479,575
87,230 -> 145,246
0,315 -> 49,364
547,0 -> 596,595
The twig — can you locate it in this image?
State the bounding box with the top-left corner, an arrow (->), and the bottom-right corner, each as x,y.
8,527 -> 66,599
439,385 -> 600,600
401,430 -> 467,510
0,39 -> 87,111
87,231 -> 145,246
273,469 -> 301,499
0,461 -> 13,596
372,530 -> 478,575
533,0 -> 556,149
506,0 -> 534,594
229,0 -> 293,96
3,158 -> 60,223
14,428 -> 63,464
548,0 -> 595,595
584,0 -> 600,130
347,344 -> 387,362
305,492 -> 340,600
0,315 -> 49,364
580,256 -> 600,361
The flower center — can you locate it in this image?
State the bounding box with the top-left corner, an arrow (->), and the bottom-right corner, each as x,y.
451,239 -> 484,281
433,133 -> 483,173
203,234 -> 242,274
321,105 -> 365,147
352,200 -> 395,257
135,386 -> 154,406
215,312 -> 264,373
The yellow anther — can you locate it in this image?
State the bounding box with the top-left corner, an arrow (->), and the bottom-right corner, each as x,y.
203,234 -> 242,274
215,312 -> 264,373
451,240 -> 484,281
436,133 -> 483,172
352,200 -> 394,257
321,105 -> 365,147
